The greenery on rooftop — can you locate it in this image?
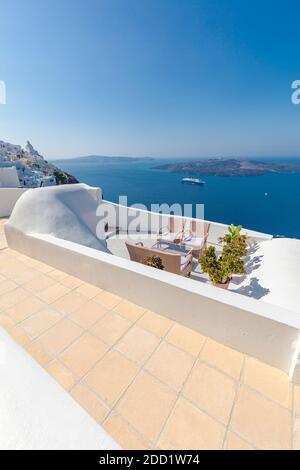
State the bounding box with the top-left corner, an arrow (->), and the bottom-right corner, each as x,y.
199,225 -> 248,287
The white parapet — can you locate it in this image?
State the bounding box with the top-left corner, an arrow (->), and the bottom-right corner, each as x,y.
4,183 -> 300,382
0,188 -> 28,217
0,327 -> 119,450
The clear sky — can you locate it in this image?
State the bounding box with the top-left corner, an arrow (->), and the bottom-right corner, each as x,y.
0,0 -> 300,159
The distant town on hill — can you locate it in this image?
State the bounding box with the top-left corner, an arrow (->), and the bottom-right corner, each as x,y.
154,158 -> 300,176
0,140 -> 78,187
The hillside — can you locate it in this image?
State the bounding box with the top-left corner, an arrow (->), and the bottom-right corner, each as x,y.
0,140 -> 78,187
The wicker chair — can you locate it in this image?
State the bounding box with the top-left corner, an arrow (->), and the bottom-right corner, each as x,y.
125,241 -> 193,276
183,220 -> 211,259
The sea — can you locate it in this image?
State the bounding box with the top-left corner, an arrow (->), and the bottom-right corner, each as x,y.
56,157 -> 300,239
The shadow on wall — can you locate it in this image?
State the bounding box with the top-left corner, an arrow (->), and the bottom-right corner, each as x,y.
229,241 -> 270,300
234,277 -> 270,300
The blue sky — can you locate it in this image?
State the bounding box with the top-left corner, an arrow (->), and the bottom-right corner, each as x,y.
0,0 -> 300,158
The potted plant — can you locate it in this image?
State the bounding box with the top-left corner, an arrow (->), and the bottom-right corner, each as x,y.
199,246 -> 230,288
144,255 -> 165,270
199,243 -> 246,289
218,224 -> 248,257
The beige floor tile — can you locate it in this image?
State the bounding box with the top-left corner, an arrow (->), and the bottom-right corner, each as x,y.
0,262 -> 29,279
104,413 -> 151,450
23,257 -> 41,268
69,300 -> 108,329
0,287 -> 30,310
243,357 -> 292,409
91,312 -> 131,346
71,382 -> 110,424
60,332 -> 108,377
20,307 -> 62,339
294,417 -> 300,450
115,325 -> 160,365
76,283 -> 101,299
15,254 -> 31,262
0,279 -> 18,295
23,274 -> 56,293
0,252 -> 11,264
183,362 -> 236,425
60,275 -> 84,290
138,311 -> 174,338
5,296 -> 45,322
37,318 -> 83,356
15,254 -> 30,262
51,291 -> 87,316
13,268 -> 40,285
26,339 -> 54,365
200,339 -> 244,380
84,350 -> 139,407
295,386 -> 300,416
158,397 -> 225,450
0,312 -> 15,329
34,262 -> 55,274
231,386 -> 292,449
8,324 -> 31,346
46,359 -> 78,391
47,269 -> 69,281
114,300 -> 146,322
145,341 -> 194,391
225,432 -> 255,450
165,324 -> 206,356
94,290 -> 122,309
37,284 -> 70,304
117,370 -> 177,442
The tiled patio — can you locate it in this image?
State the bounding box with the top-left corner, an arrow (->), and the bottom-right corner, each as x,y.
0,218 -> 299,450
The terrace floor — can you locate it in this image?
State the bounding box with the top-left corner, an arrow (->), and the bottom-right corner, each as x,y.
0,218 -> 300,450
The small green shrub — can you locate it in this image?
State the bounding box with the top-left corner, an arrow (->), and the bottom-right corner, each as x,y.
199,246 -> 232,285
200,224 -> 248,287
219,224 -> 248,257
144,256 -> 165,270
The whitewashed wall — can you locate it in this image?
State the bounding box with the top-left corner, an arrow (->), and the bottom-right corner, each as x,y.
0,327 -> 119,450
0,188 -> 28,218
5,227 -> 300,383
103,200 -> 272,244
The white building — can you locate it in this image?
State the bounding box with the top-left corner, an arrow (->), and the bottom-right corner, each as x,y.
0,167 -> 20,188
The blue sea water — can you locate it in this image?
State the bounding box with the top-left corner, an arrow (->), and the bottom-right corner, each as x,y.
57,157 -> 300,238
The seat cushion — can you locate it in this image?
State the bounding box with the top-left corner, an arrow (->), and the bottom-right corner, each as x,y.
184,236 -> 205,249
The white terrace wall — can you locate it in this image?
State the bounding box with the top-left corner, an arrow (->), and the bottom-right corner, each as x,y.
102,200 -> 273,244
5,226 -> 300,383
0,188 -> 28,218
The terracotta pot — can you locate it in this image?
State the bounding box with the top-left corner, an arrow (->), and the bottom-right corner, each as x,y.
215,280 -> 230,289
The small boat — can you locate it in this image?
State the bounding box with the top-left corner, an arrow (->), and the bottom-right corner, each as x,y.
181,177 -> 206,185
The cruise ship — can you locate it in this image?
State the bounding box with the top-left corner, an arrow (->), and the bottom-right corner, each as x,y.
181,177 -> 206,185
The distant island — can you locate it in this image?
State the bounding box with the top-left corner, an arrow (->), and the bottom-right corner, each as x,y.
53,155 -> 155,164
154,158 -> 300,176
